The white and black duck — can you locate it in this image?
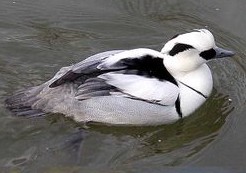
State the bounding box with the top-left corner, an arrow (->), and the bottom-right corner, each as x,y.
5,29 -> 235,125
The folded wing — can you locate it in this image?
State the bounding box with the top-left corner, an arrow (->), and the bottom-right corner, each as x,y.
49,48 -> 180,106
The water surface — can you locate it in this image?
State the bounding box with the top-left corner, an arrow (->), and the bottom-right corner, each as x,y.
0,0 -> 245,172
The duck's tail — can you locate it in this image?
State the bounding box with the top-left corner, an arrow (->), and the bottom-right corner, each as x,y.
5,85 -> 45,117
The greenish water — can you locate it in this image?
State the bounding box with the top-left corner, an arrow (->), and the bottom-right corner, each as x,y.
0,0 -> 245,172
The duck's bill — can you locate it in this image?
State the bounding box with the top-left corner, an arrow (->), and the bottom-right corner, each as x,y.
215,47 -> 235,58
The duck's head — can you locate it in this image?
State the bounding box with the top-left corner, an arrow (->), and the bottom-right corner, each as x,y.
161,29 -> 235,73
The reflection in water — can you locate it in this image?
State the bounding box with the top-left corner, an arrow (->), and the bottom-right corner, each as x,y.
5,147 -> 36,167
1,89 -> 233,171
77,90 -> 233,167
34,90 -> 233,169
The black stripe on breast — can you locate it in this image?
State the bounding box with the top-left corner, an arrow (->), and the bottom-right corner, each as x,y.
175,95 -> 182,118
118,55 -> 178,86
179,81 -> 208,99
169,43 -> 194,56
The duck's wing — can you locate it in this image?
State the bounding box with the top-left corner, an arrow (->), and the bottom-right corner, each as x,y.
50,48 -> 180,106
49,50 -> 125,88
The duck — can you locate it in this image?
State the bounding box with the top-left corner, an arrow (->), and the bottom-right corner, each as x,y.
5,29 -> 235,125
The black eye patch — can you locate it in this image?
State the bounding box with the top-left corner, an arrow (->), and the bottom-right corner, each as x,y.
169,43 -> 194,56
199,48 -> 216,60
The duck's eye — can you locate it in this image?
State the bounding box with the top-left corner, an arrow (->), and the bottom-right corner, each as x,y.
199,48 -> 216,60
169,43 -> 194,56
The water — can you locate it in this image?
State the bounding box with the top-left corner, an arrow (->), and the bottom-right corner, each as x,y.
0,0 -> 245,172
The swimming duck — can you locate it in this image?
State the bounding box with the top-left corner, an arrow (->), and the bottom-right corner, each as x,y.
5,29 -> 235,125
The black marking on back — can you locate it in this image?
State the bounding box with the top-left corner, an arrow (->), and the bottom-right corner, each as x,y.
49,70 -> 81,88
118,55 -> 178,86
175,95 -> 182,118
75,78 -> 117,100
192,29 -> 202,33
169,43 -> 194,56
169,34 -> 179,41
199,48 -> 216,60
49,54 -> 178,88
49,70 -> 105,88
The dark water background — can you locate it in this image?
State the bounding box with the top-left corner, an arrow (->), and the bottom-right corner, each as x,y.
0,0 -> 245,172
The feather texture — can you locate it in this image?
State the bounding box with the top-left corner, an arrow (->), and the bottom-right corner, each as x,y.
99,73 -> 179,105
5,29 -> 227,125
48,48 -> 179,106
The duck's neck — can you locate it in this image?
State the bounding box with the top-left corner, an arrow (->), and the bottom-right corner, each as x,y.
172,64 -> 213,96
167,63 -> 213,117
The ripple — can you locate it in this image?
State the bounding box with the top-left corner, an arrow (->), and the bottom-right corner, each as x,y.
5,147 -> 36,167
0,0 -> 246,171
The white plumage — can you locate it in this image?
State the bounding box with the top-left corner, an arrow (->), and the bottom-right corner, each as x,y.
5,29 -> 235,125
99,73 -> 179,105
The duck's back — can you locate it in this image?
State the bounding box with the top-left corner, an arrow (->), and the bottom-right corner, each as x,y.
5,49 -> 180,125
